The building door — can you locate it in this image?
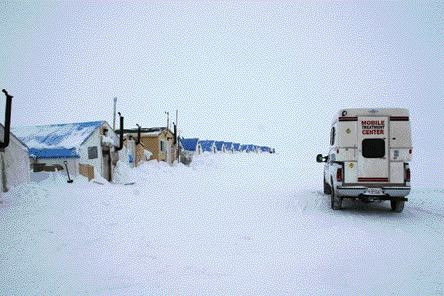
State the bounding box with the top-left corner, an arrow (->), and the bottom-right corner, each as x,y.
102,150 -> 112,181
357,116 -> 389,183
166,141 -> 172,164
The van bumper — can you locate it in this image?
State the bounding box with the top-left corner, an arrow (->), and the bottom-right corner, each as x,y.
336,185 -> 410,200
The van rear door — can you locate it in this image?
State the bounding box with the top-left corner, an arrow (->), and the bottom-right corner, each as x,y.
357,116 -> 389,183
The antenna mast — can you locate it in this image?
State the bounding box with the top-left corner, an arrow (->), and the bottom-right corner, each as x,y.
165,111 -> 170,130
113,97 -> 117,130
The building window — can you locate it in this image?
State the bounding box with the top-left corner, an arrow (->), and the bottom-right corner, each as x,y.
160,140 -> 166,152
330,127 -> 336,146
362,139 -> 385,158
88,146 -> 98,159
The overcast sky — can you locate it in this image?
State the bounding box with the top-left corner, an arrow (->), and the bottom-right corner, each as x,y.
0,1 -> 442,186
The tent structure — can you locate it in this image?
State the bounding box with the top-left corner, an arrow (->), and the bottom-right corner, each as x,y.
199,140 -> 216,153
0,124 -> 30,192
215,141 -> 225,153
232,143 -> 241,152
223,142 -> 234,153
119,127 -> 177,164
13,121 -> 123,181
180,138 -> 201,154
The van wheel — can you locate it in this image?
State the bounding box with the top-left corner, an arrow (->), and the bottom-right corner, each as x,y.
324,178 -> 331,195
391,200 -> 405,213
330,179 -> 342,210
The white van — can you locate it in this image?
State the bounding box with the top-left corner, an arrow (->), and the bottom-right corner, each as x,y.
316,108 -> 412,212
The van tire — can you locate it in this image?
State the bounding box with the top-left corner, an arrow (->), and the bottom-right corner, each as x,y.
324,178 -> 332,195
391,200 -> 405,213
330,178 -> 342,210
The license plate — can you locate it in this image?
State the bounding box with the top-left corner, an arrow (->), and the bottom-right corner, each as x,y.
366,188 -> 383,195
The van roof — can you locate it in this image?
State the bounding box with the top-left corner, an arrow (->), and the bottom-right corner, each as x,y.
333,108 -> 409,124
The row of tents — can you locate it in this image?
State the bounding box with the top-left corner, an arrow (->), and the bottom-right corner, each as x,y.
0,89 -> 275,192
180,138 -> 275,154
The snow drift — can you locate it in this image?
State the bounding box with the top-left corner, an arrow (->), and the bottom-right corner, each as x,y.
0,153 -> 443,295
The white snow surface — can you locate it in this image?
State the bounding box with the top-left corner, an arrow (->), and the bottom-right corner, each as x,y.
12,122 -> 102,150
112,161 -> 136,185
144,149 -> 153,160
0,153 -> 443,295
101,135 -> 116,146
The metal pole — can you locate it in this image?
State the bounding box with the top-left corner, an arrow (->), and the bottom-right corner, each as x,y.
165,111 -> 169,130
64,160 -> 73,183
116,112 -> 124,151
1,89 -> 13,150
176,110 -> 179,161
113,97 -> 117,130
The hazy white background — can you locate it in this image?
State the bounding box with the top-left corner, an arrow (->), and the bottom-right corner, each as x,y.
0,1 -> 442,187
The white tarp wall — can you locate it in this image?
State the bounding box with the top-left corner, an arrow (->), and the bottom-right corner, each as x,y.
126,139 -> 136,168
0,125 -> 30,192
78,123 -> 128,181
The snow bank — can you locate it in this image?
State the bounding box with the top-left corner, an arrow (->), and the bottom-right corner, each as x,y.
91,167 -> 108,185
112,160 -> 136,184
1,153 -> 443,295
143,149 -> 152,160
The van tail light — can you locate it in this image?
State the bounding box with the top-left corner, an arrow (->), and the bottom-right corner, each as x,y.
336,167 -> 343,182
405,167 -> 411,182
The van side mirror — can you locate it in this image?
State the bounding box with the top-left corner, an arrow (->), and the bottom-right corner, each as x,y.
316,154 -> 327,163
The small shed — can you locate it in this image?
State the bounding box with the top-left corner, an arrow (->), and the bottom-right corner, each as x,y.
224,142 -> 234,153
180,138 -> 201,154
215,141 -> 226,153
0,124 -> 30,192
199,140 -> 216,153
13,121 -> 123,182
244,144 -> 258,153
233,143 -> 241,152
259,146 -> 272,153
121,127 -> 177,164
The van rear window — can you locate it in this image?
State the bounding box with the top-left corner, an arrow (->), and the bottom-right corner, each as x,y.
362,139 -> 385,158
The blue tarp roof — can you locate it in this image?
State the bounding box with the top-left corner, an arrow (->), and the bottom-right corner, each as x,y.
224,142 -> 233,150
259,146 -> 270,153
243,144 -> 257,152
180,138 -> 199,152
215,141 -> 225,151
177,137 -> 268,154
29,148 -> 79,158
199,140 -> 215,152
12,121 -> 106,158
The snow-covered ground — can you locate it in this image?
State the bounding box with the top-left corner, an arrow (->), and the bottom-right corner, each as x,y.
1,153 -> 443,295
